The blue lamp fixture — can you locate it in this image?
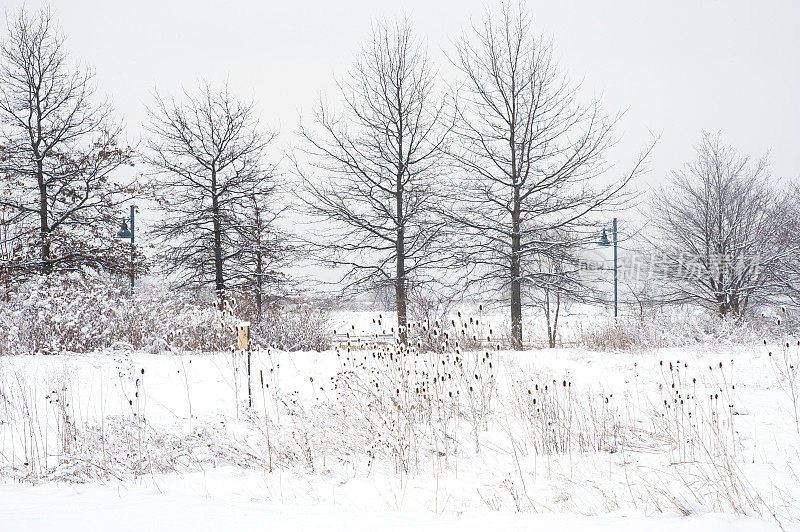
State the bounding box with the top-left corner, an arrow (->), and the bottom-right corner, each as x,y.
115,205 -> 135,293
598,218 -> 617,318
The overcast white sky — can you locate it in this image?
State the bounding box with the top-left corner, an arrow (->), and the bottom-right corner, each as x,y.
2,0 -> 799,253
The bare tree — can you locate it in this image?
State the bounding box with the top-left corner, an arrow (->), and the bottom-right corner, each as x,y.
527,231 -> 586,348
783,187 -> 800,311
295,20 -> 450,344
447,5 -> 648,349
0,7 -> 135,278
231,189 -> 292,322
650,132 -> 794,316
145,84 -> 276,299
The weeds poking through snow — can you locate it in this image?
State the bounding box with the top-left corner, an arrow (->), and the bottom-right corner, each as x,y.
0,308 -> 797,523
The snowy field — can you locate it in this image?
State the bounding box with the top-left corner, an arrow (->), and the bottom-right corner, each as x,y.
1,318 -> 799,531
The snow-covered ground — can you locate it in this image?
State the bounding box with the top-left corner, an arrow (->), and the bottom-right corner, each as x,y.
0,478 -> 780,531
1,332 -> 798,530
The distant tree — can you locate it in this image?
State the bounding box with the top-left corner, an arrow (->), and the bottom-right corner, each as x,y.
447,5 -> 649,349
526,230 -> 586,348
295,20 -> 450,344
231,189 -> 292,322
0,7 -> 135,278
782,186 -> 800,310
650,132 -> 794,316
145,84 -> 277,299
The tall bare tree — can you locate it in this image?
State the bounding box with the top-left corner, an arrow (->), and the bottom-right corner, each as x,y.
0,7 -> 135,277
650,132 -> 794,316
296,20 -> 450,344
146,84 -> 276,298
447,5 -> 648,349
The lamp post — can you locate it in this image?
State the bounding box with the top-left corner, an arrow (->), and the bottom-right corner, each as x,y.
115,205 -> 134,294
598,217 -> 618,318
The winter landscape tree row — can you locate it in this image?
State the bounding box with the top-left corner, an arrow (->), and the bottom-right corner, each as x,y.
1,5 -> 798,349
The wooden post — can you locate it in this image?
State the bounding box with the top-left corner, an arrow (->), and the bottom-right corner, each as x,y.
238,322 -> 251,408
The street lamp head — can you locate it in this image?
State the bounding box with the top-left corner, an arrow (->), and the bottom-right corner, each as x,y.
116,220 -> 132,240
598,229 -> 611,247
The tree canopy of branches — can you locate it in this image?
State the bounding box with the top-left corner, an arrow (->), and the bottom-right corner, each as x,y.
146,84 -> 278,299
230,188 -> 293,321
296,20 -> 449,343
0,7 -> 135,279
526,228 -> 589,347
447,5 -> 647,349
650,132 -> 795,316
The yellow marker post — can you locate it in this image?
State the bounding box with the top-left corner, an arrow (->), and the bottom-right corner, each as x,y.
237,323 -> 249,350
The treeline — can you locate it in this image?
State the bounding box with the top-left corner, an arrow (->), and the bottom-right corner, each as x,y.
1,5 -> 798,349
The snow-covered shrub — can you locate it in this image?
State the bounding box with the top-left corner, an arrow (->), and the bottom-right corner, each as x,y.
0,369 -> 270,481
255,302 -> 332,352
0,274 -> 333,355
0,275 -> 239,354
564,308 -> 773,351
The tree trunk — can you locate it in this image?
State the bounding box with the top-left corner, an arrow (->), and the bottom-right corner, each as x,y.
396,166 -> 407,345
510,186 -> 523,350
551,294 -> 560,348
253,198 -> 263,322
396,254 -> 407,345
36,158 -> 51,273
211,167 -> 225,299
544,290 -> 561,348
255,251 -> 263,322
545,289 -> 552,348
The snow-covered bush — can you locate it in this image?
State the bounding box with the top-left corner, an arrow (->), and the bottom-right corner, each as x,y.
0,274 -> 237,355
407,304 -> 790,352
255,302 -> 331,352
0,274 -> 331,355
562,308 -> 778,351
